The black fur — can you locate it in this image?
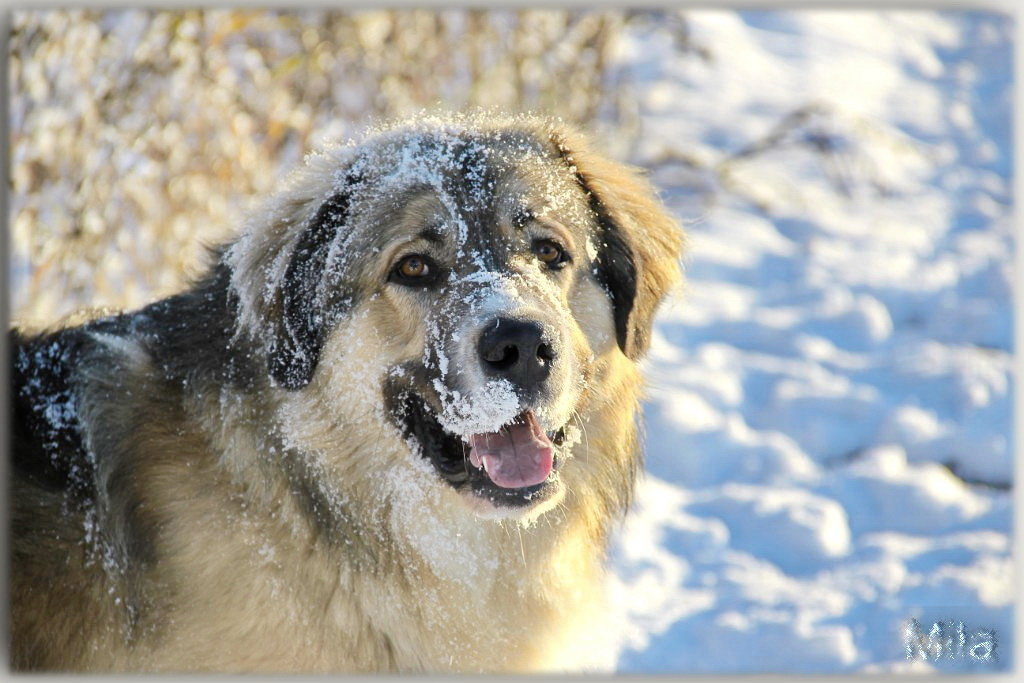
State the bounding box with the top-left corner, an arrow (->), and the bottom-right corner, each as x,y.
10,328 -> 94,500
270,183 -> 358,390
589,201 -> 639,357
551,142 -> 640,357
142,258 -> 254,391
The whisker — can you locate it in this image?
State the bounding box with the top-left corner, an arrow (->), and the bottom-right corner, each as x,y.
515,524 -> 527,570
572,409 -> 591,465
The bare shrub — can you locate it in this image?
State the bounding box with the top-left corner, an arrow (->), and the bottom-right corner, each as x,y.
9,9 -> 634,323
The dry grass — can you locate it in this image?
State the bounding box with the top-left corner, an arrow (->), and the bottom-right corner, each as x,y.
9,9 -> 641,324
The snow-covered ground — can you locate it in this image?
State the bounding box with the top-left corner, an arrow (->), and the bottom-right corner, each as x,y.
600,10 -> 1014,673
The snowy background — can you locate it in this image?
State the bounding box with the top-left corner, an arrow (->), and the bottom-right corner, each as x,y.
601,11 -> 1015,673
9,9 -> 1014,673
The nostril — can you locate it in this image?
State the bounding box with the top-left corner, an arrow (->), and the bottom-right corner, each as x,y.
483,342 -> 519,371
488,344 -> 518,371
537,343 -> 555,363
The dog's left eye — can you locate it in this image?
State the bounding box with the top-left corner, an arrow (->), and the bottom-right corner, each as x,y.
390,254 -> 438,286
532,239 -> 569,269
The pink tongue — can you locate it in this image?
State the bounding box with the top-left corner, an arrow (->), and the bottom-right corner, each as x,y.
467,411 -> 554,489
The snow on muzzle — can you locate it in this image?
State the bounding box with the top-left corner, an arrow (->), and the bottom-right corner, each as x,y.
467,410 -> 554,489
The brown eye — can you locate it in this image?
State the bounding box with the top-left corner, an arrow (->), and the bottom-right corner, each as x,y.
390,254 -> 439,287
398,255 -> 429,278
532,240 -> 568,268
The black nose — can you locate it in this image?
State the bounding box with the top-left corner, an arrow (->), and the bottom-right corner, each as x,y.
477,318 -> 556,389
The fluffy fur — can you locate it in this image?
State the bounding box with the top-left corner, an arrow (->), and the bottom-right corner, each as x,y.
9,113 -> 684,672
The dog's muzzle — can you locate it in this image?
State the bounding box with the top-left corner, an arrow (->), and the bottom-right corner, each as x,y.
384,370 -> 568,509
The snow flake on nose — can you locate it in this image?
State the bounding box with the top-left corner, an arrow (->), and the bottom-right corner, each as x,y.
433,377 -> 521,438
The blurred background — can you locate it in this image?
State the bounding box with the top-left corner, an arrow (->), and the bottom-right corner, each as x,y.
10,9 -> 645,322
8,8 -> 1014,673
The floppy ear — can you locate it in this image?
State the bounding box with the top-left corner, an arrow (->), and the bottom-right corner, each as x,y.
266,188 -> 355,389
225,151 -> 364,390
552,130 -> 685,359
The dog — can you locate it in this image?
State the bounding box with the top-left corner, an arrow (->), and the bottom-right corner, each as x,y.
9,112 -> 684,672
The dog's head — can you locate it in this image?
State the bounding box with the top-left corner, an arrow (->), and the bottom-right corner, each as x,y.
229,114 -> 683,520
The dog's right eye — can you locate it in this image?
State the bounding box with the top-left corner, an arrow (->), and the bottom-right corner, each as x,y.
390,254 -> 438,287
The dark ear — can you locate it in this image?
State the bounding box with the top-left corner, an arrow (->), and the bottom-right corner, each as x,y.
552,130 -> 685,359
269,184 -> 356,389
591,210 -> 639,356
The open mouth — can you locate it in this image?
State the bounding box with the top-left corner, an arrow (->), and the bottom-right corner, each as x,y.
397,392 -> 566,508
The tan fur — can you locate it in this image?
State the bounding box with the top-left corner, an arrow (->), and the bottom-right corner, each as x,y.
10,114 -> 684,672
